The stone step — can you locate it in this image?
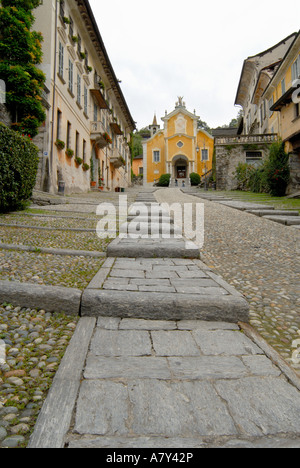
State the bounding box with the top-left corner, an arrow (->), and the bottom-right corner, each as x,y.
128,206 -> 170,217
218,201 -> 274,211
119,222 -> 182,235
247,210 -> 299,217
106,237 -> 200,259
263,216 -> 300,226
81,258 -> 249,323
127,215 -> 174,223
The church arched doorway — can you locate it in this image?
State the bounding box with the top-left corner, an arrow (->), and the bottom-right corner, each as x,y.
172,155 -> 189,179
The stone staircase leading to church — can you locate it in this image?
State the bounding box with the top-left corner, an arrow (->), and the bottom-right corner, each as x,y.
169,178 -> 190,188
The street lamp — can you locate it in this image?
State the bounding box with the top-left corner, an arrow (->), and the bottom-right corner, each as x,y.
202,140 -> 208,191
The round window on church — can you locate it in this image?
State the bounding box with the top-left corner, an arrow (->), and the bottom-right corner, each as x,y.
177,141 -> 184,148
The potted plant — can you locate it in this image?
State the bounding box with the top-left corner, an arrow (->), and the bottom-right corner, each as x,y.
55,139 -> 65,150
75,156 -> 83,166
82,163 -> 90,171
102,132 -> 112,144
66,148 -> 74,158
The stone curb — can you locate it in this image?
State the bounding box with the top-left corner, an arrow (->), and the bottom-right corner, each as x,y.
0,243 -> 106,258
239,322 -> 300,390
0,281 -> 82,316
80,289 -> 250,323
0,223 -> 96,233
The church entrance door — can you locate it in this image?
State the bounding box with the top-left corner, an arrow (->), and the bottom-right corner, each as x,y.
177,166 -> 186,179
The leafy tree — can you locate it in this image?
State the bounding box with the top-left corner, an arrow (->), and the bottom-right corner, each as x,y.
197,119 -> 212,134
131,127 -> 151,161
0,122 -> 39,212
265,140 -> 290,196
0,0 -> 46,137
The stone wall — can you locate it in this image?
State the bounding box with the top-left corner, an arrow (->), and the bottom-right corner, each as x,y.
287,152 -> 300,194
215,144 -> 270,191
216,142 -> 300,194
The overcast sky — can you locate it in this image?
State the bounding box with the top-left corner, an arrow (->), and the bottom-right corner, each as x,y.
89,0 -> 299,131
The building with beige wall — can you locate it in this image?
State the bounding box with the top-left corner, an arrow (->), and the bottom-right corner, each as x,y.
235,33 -> 297,136
33,0 -> 135,194
263,31 -> 300,192
230,32 -> 300,194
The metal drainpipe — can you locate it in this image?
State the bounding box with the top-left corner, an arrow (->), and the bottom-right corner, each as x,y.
49,0 -> 58,193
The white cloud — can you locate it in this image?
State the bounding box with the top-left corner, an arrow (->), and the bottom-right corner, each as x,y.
89,0 -> 300,130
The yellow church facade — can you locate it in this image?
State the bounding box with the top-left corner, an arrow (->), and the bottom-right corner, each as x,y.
142,98 -> 214,187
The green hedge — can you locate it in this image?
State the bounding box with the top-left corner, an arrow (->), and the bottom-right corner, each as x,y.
157,173 -> 171,187
0,123 -> 39,212
190,172 -> 201,186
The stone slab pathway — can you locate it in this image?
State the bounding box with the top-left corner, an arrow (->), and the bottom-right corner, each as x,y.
28,316 -> 300,448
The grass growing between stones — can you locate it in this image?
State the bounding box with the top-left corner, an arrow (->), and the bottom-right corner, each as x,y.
0,226 -> 111,252
217,190 -> 300,213
0,250 -> 105,290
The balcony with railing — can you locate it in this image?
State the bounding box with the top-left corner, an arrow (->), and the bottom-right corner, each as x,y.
215,133 -> 278,146
90,121 -> 111,148
90,74 -> 109,109
110,148 -> 126,169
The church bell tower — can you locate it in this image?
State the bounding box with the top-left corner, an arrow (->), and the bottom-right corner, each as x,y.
149,113 -> 160,137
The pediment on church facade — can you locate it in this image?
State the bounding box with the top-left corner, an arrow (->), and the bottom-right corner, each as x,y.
162,106 -> 200,123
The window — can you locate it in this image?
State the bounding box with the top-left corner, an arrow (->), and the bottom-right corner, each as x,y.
139,167 -> 143,175
260,104 -> 263,123
281,78 -> 286,95
153,150 -> 160,163
66,121 -> 71,149
94,102 -> 97,122
77,74 -> 81,105
201,149 -> 208,161
246,151 -> 262,161
58,42 -> 64,78
84,85 -> 88,115
295,103 -> 300,119
83,140 -> 86,162
77,34 -> 82,55
59,0 -> 65,19
292,56 -> 300,82
84,49 -> 89,69
263,100 -> 266,120
269,97 -> 274,117
57,110 -> 62,140
75,131 -> 79,157
69,16 -> 74,39
68,59 -> 73,94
